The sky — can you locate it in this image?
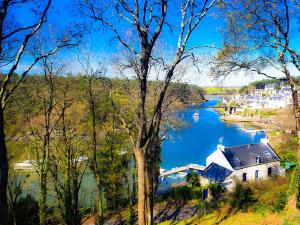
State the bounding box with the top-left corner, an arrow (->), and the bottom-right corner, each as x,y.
5,0 -> 300,87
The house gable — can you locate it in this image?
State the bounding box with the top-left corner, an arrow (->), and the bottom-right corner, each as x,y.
206,147 -> 233,171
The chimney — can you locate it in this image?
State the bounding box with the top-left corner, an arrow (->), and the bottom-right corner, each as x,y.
217,144 -> 225,152
256,156 -> 260,164
260,138 -> 269,145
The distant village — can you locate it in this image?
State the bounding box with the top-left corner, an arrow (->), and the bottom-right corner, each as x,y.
222,82 -> 293,110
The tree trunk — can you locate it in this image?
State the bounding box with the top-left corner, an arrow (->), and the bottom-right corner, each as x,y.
96,174 -> 104,225
145,168 -> 151,225
286,77 -> 300,210
136,150 -> 146,225
291,88 -> 300,161
39,168 -> 47,225
0,106 -> 8,225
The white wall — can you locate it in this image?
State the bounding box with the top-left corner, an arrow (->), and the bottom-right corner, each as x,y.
206,148 -> 233,171
223,161 -> 282,190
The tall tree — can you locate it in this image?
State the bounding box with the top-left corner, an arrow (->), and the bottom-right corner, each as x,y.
78,0 -> 216,224
50,86 -> 90,225
212,0 -> 300,208
30,56 -> 68,225
0,1 -> 78,223
78,54 -> 108,224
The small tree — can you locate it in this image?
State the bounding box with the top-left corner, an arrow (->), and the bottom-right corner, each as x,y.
186,172 -> 200,187
231,183 -> 255,211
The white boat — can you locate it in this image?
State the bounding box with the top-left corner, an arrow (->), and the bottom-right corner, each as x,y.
14,160 -> 37,170
193,112 -> 199,117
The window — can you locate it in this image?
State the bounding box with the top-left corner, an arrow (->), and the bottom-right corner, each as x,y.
255,170 -> 259,180
242,173 -> 247,182
263,150 -> 272,158
268,167 -> 272,176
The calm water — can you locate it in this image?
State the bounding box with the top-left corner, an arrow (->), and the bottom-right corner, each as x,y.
160,97 -> 264,171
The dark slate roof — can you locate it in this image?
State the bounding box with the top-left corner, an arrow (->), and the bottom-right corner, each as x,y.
203,163 -> 233,182
222,143 -> 280,169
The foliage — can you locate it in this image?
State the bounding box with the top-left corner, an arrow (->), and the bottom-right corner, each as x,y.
260,111 -> 277,117
170,186 -> 192,203
252,202 -> 269,215
247,176 -> 288,212
230,183 -> 255,211
279,150 -> 297,164
250,79 -> 281,89
159,186 -> 204,203
186,172 -> 200,187
14,194 -> 39,225
272,190 -> 287,212
239,86 -> 248,94
209,183 -> 224,200
198,201 -> 210,217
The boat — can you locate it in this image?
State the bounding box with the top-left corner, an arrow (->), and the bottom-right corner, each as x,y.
14,160 -> 37,170
193,112 -> 199,118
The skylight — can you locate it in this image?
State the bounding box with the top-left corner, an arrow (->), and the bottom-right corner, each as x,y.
263,150 -> 272,157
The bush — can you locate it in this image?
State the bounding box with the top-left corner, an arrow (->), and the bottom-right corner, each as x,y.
186,172 -> 200,187
191,187 -> 203,199
209,183 -> 224,200
198,201 -> 210,217
249,176 -> 288,211
231,183 -> 255,211
280,150 -> 297,164
15,194 -> 39,225
170,186 -> 192,202
252,202 -> 269,215
272,190 -> 287,212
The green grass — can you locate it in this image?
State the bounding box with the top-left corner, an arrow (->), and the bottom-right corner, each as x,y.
158,209 -> 300,225
204,87 -> 239,95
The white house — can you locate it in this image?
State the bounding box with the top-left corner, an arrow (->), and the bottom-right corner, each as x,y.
254,89 -> 264,95
202,140 -> 283,190
264,83 -> 277,94
266,95 -> 287,108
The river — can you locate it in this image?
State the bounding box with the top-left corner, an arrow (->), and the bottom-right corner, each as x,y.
159,97 -> 265,187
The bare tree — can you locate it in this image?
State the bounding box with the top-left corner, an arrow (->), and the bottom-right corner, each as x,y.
30,56 -> 66,225
78,53 -> 108,224
0,1 -> 79,223
50,88 -> 90,225
78,0 -> 216,224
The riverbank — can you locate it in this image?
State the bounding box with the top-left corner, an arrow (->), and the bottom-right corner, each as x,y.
220,107 -> 295,131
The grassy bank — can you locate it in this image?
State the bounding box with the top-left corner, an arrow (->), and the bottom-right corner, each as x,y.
204,87 -> 239,95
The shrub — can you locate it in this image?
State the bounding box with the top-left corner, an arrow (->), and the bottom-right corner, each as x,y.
186,172 -> 200,187
14,194 -> 39,225
198,201 -> 210,217
280,150 -> 297,164
209,183 -> 224,200
272,190 -> 287,212
252,202 -> 269,215
248,176 -> 288,211
191,187 -> 203,199
231,183 -> 255,211
170,186 -> 192,202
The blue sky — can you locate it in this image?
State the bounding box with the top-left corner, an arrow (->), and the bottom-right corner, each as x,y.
6,0 -> 300,87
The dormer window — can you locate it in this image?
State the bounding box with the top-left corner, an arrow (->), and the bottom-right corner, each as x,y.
235,158 -> 240,166
256,156 -> 260,164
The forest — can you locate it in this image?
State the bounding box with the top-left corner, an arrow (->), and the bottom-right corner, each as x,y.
3,73 -> 204,225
